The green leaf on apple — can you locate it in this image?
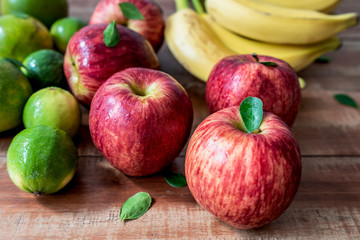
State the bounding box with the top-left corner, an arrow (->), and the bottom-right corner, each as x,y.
119,2 -> 144,20
252,53 -> 277,67
240,97 -> 263,134
163,171 -> 187,188
103,20 -> 120,47
334,94 -> 358,109
119,192 -> 152,221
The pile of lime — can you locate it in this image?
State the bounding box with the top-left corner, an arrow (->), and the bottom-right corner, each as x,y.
7,125 -> 78,195
0,0 -> 87,195
0,58 -> 33,132
22,49 -> 67,90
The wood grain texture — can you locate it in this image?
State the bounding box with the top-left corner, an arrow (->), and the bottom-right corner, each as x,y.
1,156 -> 359,239
0,0 -> 360,239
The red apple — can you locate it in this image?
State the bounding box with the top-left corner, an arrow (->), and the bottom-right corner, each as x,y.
206,54 -> 301,126
89,0 -> 165,52
185,106 -> 302,229
89,67 -> 193,176
64,24 -> 160,106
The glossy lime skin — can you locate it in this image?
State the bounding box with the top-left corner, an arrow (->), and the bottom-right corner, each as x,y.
23,49 -> 66,90
1,0 -> 68,28
0,14 -> 53,62
50,17 -> 87,53
23,87 -> 81,138
7,125 -> 78,195
0,58 -> 33,132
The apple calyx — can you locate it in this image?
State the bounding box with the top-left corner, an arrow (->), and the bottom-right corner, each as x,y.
252,53 -> 277,67
239,96 -> 263,134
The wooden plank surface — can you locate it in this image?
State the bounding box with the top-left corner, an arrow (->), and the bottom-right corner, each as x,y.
1,0 -> 360,239
1,156 -> 359,239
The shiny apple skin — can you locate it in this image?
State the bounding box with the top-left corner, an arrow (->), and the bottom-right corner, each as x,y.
89,0 -> 164,52
185,106 -> 302,229
206,54 -> 301,126
64,24 -> 159,106
89,67 -> 193,176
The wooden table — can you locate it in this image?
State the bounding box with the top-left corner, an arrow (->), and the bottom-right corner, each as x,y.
1,0 -> 360,239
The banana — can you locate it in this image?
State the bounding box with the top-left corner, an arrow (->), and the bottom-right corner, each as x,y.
201,14 -> 341,72
165,6 -> 234,82
206,0 -> 359,45
259,0 -> 343,13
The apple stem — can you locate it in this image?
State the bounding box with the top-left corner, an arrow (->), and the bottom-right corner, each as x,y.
175,0 -> 189,11
252,53 -> 277,67
253,128 -> 262,134
192,0 -> 205,14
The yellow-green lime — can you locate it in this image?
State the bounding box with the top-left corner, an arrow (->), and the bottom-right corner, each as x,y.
1,0 -> 68,28
22,49 -> 66,90
50,17 -> 87,53
0,14 -> 53,62
7,124 -> 78,195
23,87 -> 81,138
0,58 -> 32,133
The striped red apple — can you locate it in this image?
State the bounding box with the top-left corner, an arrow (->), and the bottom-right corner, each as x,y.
206,54 -> 301,127
89,0 -> 165,52
185,98 -> 302,229
64,24 -> 159,106
89,67 -> 193,176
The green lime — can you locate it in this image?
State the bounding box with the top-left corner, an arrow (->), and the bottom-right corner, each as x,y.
1,0 -> 68,28
0,58 -> 33,133
50,17 -> 87,53
23,87 -> 81,138
22,49 -> 66,90
7,124 -> 78,195
0,14 -> 53,62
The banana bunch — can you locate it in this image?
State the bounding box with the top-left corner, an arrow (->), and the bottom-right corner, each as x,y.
165,6 -> 233,81
206,0 -> 358,45
165,0 -> 356,82
259,0 -> 343,13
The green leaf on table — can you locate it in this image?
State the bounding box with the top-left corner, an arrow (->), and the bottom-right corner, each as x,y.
239,97 -> 263,133
119,2 -> 144,20
119,192 -> 152,221
315,56 -> 331,63
103,20 -> 120,47
163,171 -> 187,188
334,94 -> 358,109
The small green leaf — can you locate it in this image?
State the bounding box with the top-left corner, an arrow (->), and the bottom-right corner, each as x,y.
119,192 -> 152,221
252,53 -> 277,67
163,171 -> 187,188
315,56 -> 331,63
260,62 -> 277,66
103,20 -> 120,47
334,94 -> 358,109
119,2 -> 144,20
240,97 -> 263,134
